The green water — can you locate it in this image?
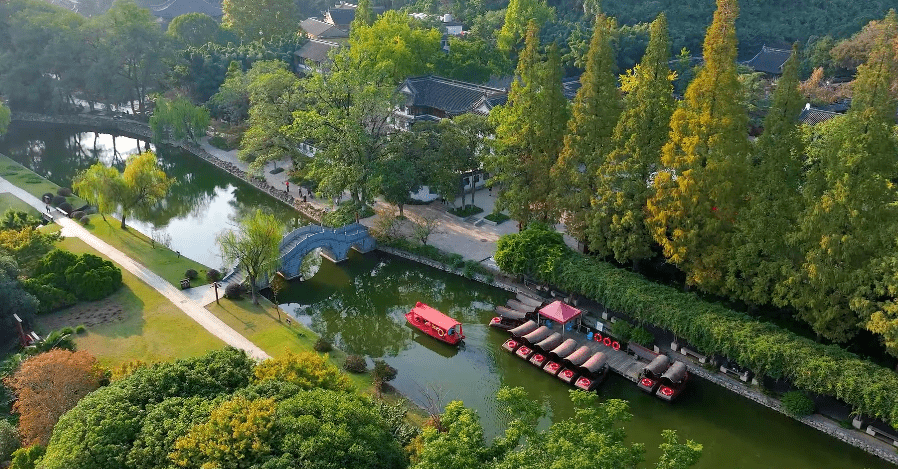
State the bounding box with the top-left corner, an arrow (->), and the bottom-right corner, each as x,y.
278,251 -> 893,469
1,123 -> 890,468
0,123 -> 304,268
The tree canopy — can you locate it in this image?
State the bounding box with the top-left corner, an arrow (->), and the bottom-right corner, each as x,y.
216,209 -> 283,305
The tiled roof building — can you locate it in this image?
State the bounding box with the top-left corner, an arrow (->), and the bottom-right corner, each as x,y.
300,18 -> 349,40
798,105 -> 841,126
745,46 -> 793,75
396,75 -> 507,127
295,39 -> 340,73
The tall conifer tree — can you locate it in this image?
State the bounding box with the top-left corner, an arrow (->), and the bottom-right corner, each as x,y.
488,21 -> 569,225
551,14 -> 621,245
645,0 -> 750,289
590,13 -> 672,264
724,45 -> 804,305
788,10 -> 898,342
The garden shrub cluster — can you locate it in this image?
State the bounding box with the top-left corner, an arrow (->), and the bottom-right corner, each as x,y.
312,338 -> 332,353
183,269 -> 198,280
343,355 -> 367,373
56,188 -> 72,197
321,201 -> 374,228
224,282 -> 245,299
781,391 -> 815,417
21,250 -> 122,313
496,224 -> 898,427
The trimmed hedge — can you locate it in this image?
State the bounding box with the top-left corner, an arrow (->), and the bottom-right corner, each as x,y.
497,226 -> 898,427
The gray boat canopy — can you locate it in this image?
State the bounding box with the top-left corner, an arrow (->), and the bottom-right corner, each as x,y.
507,299 -> 536,313
660,361 -> 687,384
548,338 -> 578,359
580,352 -> 608,373
509,320 -> 538,337
515,294 -> 543,308
642,355 -> 671,378
564,346 -> 592,366
521,326 -> 552,344
496,306 -> 526,320
534,332 -> 563,351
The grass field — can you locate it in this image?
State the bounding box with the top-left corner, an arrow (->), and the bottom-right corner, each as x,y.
0,193 -> 41,217
0,153 -> 86,208
83,216 -> 211,288
34,236 -> 225,368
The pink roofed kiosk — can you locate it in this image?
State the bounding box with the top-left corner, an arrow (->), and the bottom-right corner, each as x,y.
405,302 -> 464,345
538,301 -> 583,333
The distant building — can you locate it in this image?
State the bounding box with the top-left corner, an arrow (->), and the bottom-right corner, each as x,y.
745,46 -> 793,75
300,18 -> 349,41
294,39 -> 341,73
408,12 -> 465,36
798,103 -> 841,126
395,75 -> 507,129
323,2 -> 386,32
150,0 -> 223,27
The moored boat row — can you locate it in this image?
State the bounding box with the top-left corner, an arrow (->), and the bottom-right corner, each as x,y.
637,354 -> 689,401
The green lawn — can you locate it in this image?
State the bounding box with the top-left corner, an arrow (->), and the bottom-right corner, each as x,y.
34,237 -> 224,368
0,193 -> 41,217
0,153 -> 86,208
83,216 -> 211,288
206,298 -> 370,391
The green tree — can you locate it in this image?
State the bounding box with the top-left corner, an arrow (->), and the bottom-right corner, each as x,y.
496,0 -> 554,53
351,0 -> 375,29
72,164 -> 121,221
216,209 -> 283,305
789,11 -> 898,343
725,45 -> 804,305
118,152 -> 175,229
237,61 -> 304,172
645,0 -> 750,290
0,103 -> 9,135
551,14 -> 622,245
346,11 -> 442,85
9,445 -> 44,469
126,397 -> 217,469
149,96 -> 210,144
0,226 -> 60,273
167,12 -> 222,48
253,351 -> 353,392
222,0 -> 298,41
379,131 -> 427,217
494,223 -> 567,278
590,13 -> 674,265
434,36 -> 512,83
488,21 -> 569,226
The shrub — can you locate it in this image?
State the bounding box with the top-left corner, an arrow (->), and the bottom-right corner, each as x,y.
224,282 -> 245,299
629,326 -> 655,347
41,193 -> 54,203
79,216 -> 90,226
781,391 -> 815,417
9,445 -> 44,469
447,253 -> 464,268
372,360 -> 397,383
313,338 -> 332,353
484,212 -> 510,224
20,278 -> 76,314
58,202 -> 72,214
63,253 -> 122,301
50,195 -> 65,207
611,321 -> 632,342
0,419 -> 19,463
343,355 -> 367,373
184,269 -> 198,280
56,188 -> 72,197
74,325 -> 86,334
462,260 -> 479,278
206,269 -> 221,282
70,211 -> 84,220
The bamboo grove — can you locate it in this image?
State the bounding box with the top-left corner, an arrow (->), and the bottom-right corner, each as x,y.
488,0 -> 898,365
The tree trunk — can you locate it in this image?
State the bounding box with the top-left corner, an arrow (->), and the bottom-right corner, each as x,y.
470,179 -> 476,207
398,204 -> 404,217
120,214 -> 127,229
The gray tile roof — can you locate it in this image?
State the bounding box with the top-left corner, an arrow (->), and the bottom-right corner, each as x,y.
151,0 -> 222,19
295,39 -> 340,64
301,18 -> 349,38
798,106 -> 841,126
745,46 -> 793,75
399,75 -> 507,116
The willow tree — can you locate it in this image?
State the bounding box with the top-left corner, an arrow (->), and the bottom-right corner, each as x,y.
725,45 -> 804,305
216,209 -> 283,305
550,14 -> 621,245
645,0 -> 750,290
590,13 -> 673,264
73,164 -> 121,221
488,21 -> 569,225
789,10 -> 898,342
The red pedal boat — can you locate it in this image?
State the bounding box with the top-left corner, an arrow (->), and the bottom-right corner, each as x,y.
405,302 -> 465,346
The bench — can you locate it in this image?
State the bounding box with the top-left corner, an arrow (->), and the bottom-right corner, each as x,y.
180,279 -> 191,289
628,343 -> 659,362
719,365 -> 751,382
866,425 -> 898,447
680,346 -> 709,364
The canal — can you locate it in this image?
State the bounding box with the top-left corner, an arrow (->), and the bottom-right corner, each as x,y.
0,124 -> 891,469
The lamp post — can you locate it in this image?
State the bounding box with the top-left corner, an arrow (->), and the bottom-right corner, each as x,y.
212,281 -> 222,305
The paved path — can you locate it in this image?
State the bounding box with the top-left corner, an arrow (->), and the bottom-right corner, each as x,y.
0,178 -> 270,361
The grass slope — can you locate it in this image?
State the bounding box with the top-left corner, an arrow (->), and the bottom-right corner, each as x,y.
0,193 -> 41,217
0,153 -> 85,208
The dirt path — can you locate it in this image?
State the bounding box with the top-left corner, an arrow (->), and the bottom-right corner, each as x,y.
0,177 -> 270,361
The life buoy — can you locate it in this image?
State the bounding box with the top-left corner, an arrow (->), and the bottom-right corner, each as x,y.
533,354 -> 544,362
660,387 -> 674,397
593,333 -> 603,342
562,370 -> 574,378
437,329 -> 445,337
640,378 -> 654,388
603,337 -> 612,347
611,341 -> 620,351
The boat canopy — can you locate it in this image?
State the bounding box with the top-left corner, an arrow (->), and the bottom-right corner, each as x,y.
509,320 -> 539,337
539,301 -> 582,324
564,346 -> 592,366
515,294 -> 543,308
580,352 -> 607,373
521,326 -> 552,344
548,338 -> 578,359
507,299 -> 535,313
496,306 -> 526,320
660,361 -> 687,384
534,332 -> 563,351
642,355 -> 671,378
411,302 -> 460,331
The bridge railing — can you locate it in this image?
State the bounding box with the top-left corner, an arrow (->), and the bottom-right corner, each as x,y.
278,225 -> 322,251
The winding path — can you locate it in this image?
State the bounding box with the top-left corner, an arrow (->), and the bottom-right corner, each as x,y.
0,177 -> 270,361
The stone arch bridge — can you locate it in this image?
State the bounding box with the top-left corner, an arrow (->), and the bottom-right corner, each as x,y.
221,223 -> 376,287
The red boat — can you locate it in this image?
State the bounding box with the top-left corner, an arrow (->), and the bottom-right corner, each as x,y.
405,302 -> 464,345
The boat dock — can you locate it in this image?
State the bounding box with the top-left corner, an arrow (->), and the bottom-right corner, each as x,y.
518,325 -> 647,382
